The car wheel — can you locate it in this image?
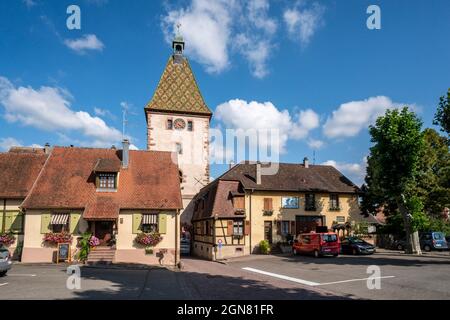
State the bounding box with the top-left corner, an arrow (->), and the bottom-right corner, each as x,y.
397,244 -> 404,251
314,250 -> 320,258
0,271 -> 7,277
424,245 -> 431,252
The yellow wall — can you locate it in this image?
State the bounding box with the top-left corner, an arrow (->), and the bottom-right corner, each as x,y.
247,191 -> 360,253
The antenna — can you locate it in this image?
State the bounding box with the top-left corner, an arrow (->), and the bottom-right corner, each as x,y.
313,150 -> 316,165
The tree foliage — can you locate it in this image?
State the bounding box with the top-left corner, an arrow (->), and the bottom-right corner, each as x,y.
433,88 -> 450,136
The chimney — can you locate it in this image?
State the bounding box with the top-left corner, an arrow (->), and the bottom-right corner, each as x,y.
122,139 -> 130,168
303,157 -> 309,169
256,163 -> 261,185
44,143 -> 51,154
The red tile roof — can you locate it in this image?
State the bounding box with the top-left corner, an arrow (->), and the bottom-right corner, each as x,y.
22,147 -> 183,217
0,152 -> 48,199
192,180 -> 244,221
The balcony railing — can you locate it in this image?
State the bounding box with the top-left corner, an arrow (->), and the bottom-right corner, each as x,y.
263,210 -> 273,216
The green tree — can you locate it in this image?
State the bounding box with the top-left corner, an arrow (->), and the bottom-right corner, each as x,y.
364,107 -> 425,254
416,128 -> 450,216
433,89 -> 450,136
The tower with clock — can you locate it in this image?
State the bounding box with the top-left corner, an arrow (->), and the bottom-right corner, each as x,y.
145,33 -> 212,224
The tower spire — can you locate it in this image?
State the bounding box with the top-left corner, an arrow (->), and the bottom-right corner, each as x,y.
172,22 -> 185,59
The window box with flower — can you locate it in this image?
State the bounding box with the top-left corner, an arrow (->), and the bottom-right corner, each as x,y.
134,232 -> 163,255
0,233 -> 16,246
43,232 -> 73,246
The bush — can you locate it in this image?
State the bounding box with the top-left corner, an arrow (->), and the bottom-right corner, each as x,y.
76,232 -> 92,262
259,240 -> 270,254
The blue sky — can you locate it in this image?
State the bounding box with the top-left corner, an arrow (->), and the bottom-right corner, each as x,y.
0,0 -> 449,186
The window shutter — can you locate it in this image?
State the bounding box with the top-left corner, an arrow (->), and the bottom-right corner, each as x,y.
4,212 -> 13,233
244,220 -> 251,235
276,220 -> 281,235
132,213 -> 142,234
233,197 -> 244,210
227,220 -> 233,235
264,198 -> 273,211
70,212 -> 81,235
158,213 -> 167,234
290,221 -> 296,235
10,212 -> 24,233
0,212 -> 3,232
40,213 -> 51,234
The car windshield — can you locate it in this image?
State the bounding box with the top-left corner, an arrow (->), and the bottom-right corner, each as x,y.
433,233 -> 444,240
322,234 -> 337,242
349,237 -> 365,243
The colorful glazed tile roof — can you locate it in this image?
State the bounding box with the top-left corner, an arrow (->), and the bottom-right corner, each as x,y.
145,56 -> 212,116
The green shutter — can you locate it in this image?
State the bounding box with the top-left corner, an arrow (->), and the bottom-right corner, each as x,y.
158,213 -> 167,234
70,212 -> 81,235
40,213 -> 51,234
10,212 -> 24,234
132,213 -> 142,234
4,212 -> 13,233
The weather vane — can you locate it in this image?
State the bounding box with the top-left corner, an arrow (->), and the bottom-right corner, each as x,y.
176,22 -> 181,35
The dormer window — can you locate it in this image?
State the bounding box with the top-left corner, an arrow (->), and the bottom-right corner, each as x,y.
97,173 -> 117,191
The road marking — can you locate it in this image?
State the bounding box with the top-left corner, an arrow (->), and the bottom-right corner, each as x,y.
8,274 -> 36,277
242,267 -> 320,286
0,283 -> 8,287
317,276 -> 396,286
242,267 -> 395,287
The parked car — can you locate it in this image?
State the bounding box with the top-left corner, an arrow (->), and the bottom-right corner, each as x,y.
420,232 -> 448,251
340,237 -> 376,255
292,232 -> 340,258
392,238 -> 407,251
392,232 -> 448,252
0,246 -> 12,277
180,237 -> 191,255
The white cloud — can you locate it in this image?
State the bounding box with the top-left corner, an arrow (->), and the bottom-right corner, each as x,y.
284,2 -> 325,46
94,107 -> 116,120
0,137 -> 22,151
322,157 -> 367,186
307,138 -> 324,149
215,99 -> 319,156
291,109 -> 320,139
323,96 -> 409,138
64,34 -> 105,54
0,76 -> 122,148
161,0 -> 278,78
162,0 -> 233,73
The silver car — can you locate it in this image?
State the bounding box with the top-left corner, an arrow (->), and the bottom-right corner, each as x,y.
0,246 -> 12,276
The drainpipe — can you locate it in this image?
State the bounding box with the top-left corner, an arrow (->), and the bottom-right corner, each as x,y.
249,189 -> 254,254
175,209 -> 179,267
2,199 -> 5,233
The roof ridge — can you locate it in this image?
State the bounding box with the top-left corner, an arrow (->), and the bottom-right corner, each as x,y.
21,150 -> 53,209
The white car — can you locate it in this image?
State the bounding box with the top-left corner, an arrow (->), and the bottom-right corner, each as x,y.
0,246 -> 12,276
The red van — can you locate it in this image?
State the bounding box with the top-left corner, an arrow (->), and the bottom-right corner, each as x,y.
292,232 -> 340,257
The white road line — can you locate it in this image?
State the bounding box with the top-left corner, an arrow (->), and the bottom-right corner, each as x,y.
242,267 -> 395,287
0,283 -> 8,287
317,276 -> 396,286
242,267 -> 320,286
8,274 -> 36,277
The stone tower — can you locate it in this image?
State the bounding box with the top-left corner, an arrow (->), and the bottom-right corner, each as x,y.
145,35 -> 212,225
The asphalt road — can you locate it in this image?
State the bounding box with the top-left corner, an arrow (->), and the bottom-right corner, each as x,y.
0,251 -> 449,300
225,250 -> 450,300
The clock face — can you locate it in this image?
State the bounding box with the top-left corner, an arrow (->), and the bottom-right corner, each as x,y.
173,118 -> 186,130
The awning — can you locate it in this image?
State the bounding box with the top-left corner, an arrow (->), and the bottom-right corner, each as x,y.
142,214 -> 158,224
51,213 -> 70,225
